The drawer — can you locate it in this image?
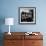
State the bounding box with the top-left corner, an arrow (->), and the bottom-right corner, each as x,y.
4,40 -> 16,46
24,40 -> 43,46
32,40 -> 43,46
4,40 -> 24,46
4,35 -> 24,40
25,35 -> 43,40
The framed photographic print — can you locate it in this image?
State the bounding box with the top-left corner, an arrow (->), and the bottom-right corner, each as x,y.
19,7 -> 36,24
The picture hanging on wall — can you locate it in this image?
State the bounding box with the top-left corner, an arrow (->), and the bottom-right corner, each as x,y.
19,7 -> 36,24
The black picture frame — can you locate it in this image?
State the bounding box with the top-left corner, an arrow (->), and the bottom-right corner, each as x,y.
19,7 -> 36,24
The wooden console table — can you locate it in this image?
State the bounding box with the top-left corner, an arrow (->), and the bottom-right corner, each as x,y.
4,32 -> 43,46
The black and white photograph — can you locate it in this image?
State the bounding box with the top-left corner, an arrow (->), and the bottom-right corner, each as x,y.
19,7 -> 36,24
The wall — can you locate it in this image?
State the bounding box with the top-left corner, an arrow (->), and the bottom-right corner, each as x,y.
0,0 -> 46,32
0,0 -> 46,46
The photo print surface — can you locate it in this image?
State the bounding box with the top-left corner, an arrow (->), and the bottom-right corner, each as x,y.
19,7 -> 36,24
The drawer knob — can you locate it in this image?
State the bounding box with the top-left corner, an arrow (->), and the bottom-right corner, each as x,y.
32,42 -> 35,44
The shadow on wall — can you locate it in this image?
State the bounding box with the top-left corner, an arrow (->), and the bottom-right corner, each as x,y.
0,16 -> 5,46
